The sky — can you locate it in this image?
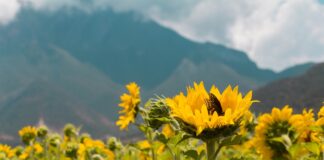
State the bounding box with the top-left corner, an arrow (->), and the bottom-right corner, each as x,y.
0,0 -> 324,71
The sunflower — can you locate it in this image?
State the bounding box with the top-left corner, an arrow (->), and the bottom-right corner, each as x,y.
254,106 -> 305,160
0,144 -> 14,158
18,126 -> 37,145
298,109 -> 315,142
116,82 -> 141,130
314,106 -> 324,151
78,138 -> 115,160
166,82 -> 255,140
316,106 -> 324,126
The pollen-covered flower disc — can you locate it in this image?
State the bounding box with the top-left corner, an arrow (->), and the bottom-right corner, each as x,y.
166,82 -> 256,140
254,106 -> 306,160
116,82 -> 141,130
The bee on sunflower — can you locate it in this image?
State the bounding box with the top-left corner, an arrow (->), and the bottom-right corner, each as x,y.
254,106 -> 310,160
166,82 -> 256,160
116,82 -> 141,130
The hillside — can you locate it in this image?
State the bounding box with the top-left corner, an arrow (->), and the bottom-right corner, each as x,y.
0,80 -> 119,144
254,63 -> 324,113
0,8 -> 313,142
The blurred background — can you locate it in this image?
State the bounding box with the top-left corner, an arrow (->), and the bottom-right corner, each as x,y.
0,0 -> 323,144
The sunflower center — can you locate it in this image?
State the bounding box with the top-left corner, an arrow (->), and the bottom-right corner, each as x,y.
205,93 -> 224,116
265,121 -> 296,156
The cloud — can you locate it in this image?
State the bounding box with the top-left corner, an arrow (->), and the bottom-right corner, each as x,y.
150,0 -> 324,71
0,0 -> 324,71
0,0 -> 20,25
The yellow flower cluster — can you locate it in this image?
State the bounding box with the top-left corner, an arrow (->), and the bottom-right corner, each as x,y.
0,82 -> 323,160
254,106 -> 324,159
0,124 -> 116,160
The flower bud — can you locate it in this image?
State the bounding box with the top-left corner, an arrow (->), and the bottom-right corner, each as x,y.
107,137 -> 122,151
49,134 -> 61,148
65,142 -> 79,159
63,124 -> 78,140
37,126 -> 48,139
146,98 -> 171,130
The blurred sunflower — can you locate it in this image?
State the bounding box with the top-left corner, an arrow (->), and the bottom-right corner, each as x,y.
0,144 -> 14,158
298,109 -> 315,142
254,106 -> 305,160
78,138 -> 115,160
314,106 -> 324,151
316,106 -> 324,126
116,82 -> 141,130
166,82 -> 256,139
18,126 -> 37,145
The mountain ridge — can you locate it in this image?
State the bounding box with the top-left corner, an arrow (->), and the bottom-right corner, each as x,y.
0,8 -> 314,143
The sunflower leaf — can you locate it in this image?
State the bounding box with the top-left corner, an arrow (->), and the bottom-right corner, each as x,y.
304,142 -> 320,155
220,135 -> 243,146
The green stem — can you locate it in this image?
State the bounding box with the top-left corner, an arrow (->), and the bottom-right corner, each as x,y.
147,130 -> 157,160
165,144 -> 177,160
206,139 -> 219,160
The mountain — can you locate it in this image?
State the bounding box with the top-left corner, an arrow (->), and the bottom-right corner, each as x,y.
1,9 -> 305,91
0,80 -> 119,144
253,63 -> 324,114
277,63 -> 314,79
0,8 -> 313,142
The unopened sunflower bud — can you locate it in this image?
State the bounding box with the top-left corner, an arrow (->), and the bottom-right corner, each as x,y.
63,124 -> 78,139
80,133 -> 91,143
37,126 -> 48,138
65,142 -> 79,159
146,98 -> 171,130
107,137 -> 122,151
49,134 -> 61,148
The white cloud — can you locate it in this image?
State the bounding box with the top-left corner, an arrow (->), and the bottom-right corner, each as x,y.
0,0 -> 20,25
149,0 -> 324,71
0,0 -> 324,71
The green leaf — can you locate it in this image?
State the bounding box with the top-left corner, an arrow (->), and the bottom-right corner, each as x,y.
304,142 -> 320,155
220,135 -> 243,146
138,124 -> 148,133
288,144 -> 302,158
155,134 -> 168,144
176,134 -> 192,145
183,150 -> 198,159
270,137 -> 284,143
198,150 -> 206,160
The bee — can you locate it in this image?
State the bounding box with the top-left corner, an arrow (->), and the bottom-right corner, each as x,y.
206,93 -> 224,116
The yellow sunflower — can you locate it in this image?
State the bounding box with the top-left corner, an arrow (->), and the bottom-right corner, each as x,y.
298,109 -> 315,141
116,82 -> 141,130
314,106 -> 324,151
0,144 -> 14,158
78,138 -> 115,160
166,82 -> 256,139
316,106 -> 324,126
254,106 -> 306,160
18,126 -> 37,145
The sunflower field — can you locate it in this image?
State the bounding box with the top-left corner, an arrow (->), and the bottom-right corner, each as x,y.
0,82 -> 323,160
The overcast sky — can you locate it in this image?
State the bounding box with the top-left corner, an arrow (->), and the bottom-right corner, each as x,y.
1,0 -> 324,71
